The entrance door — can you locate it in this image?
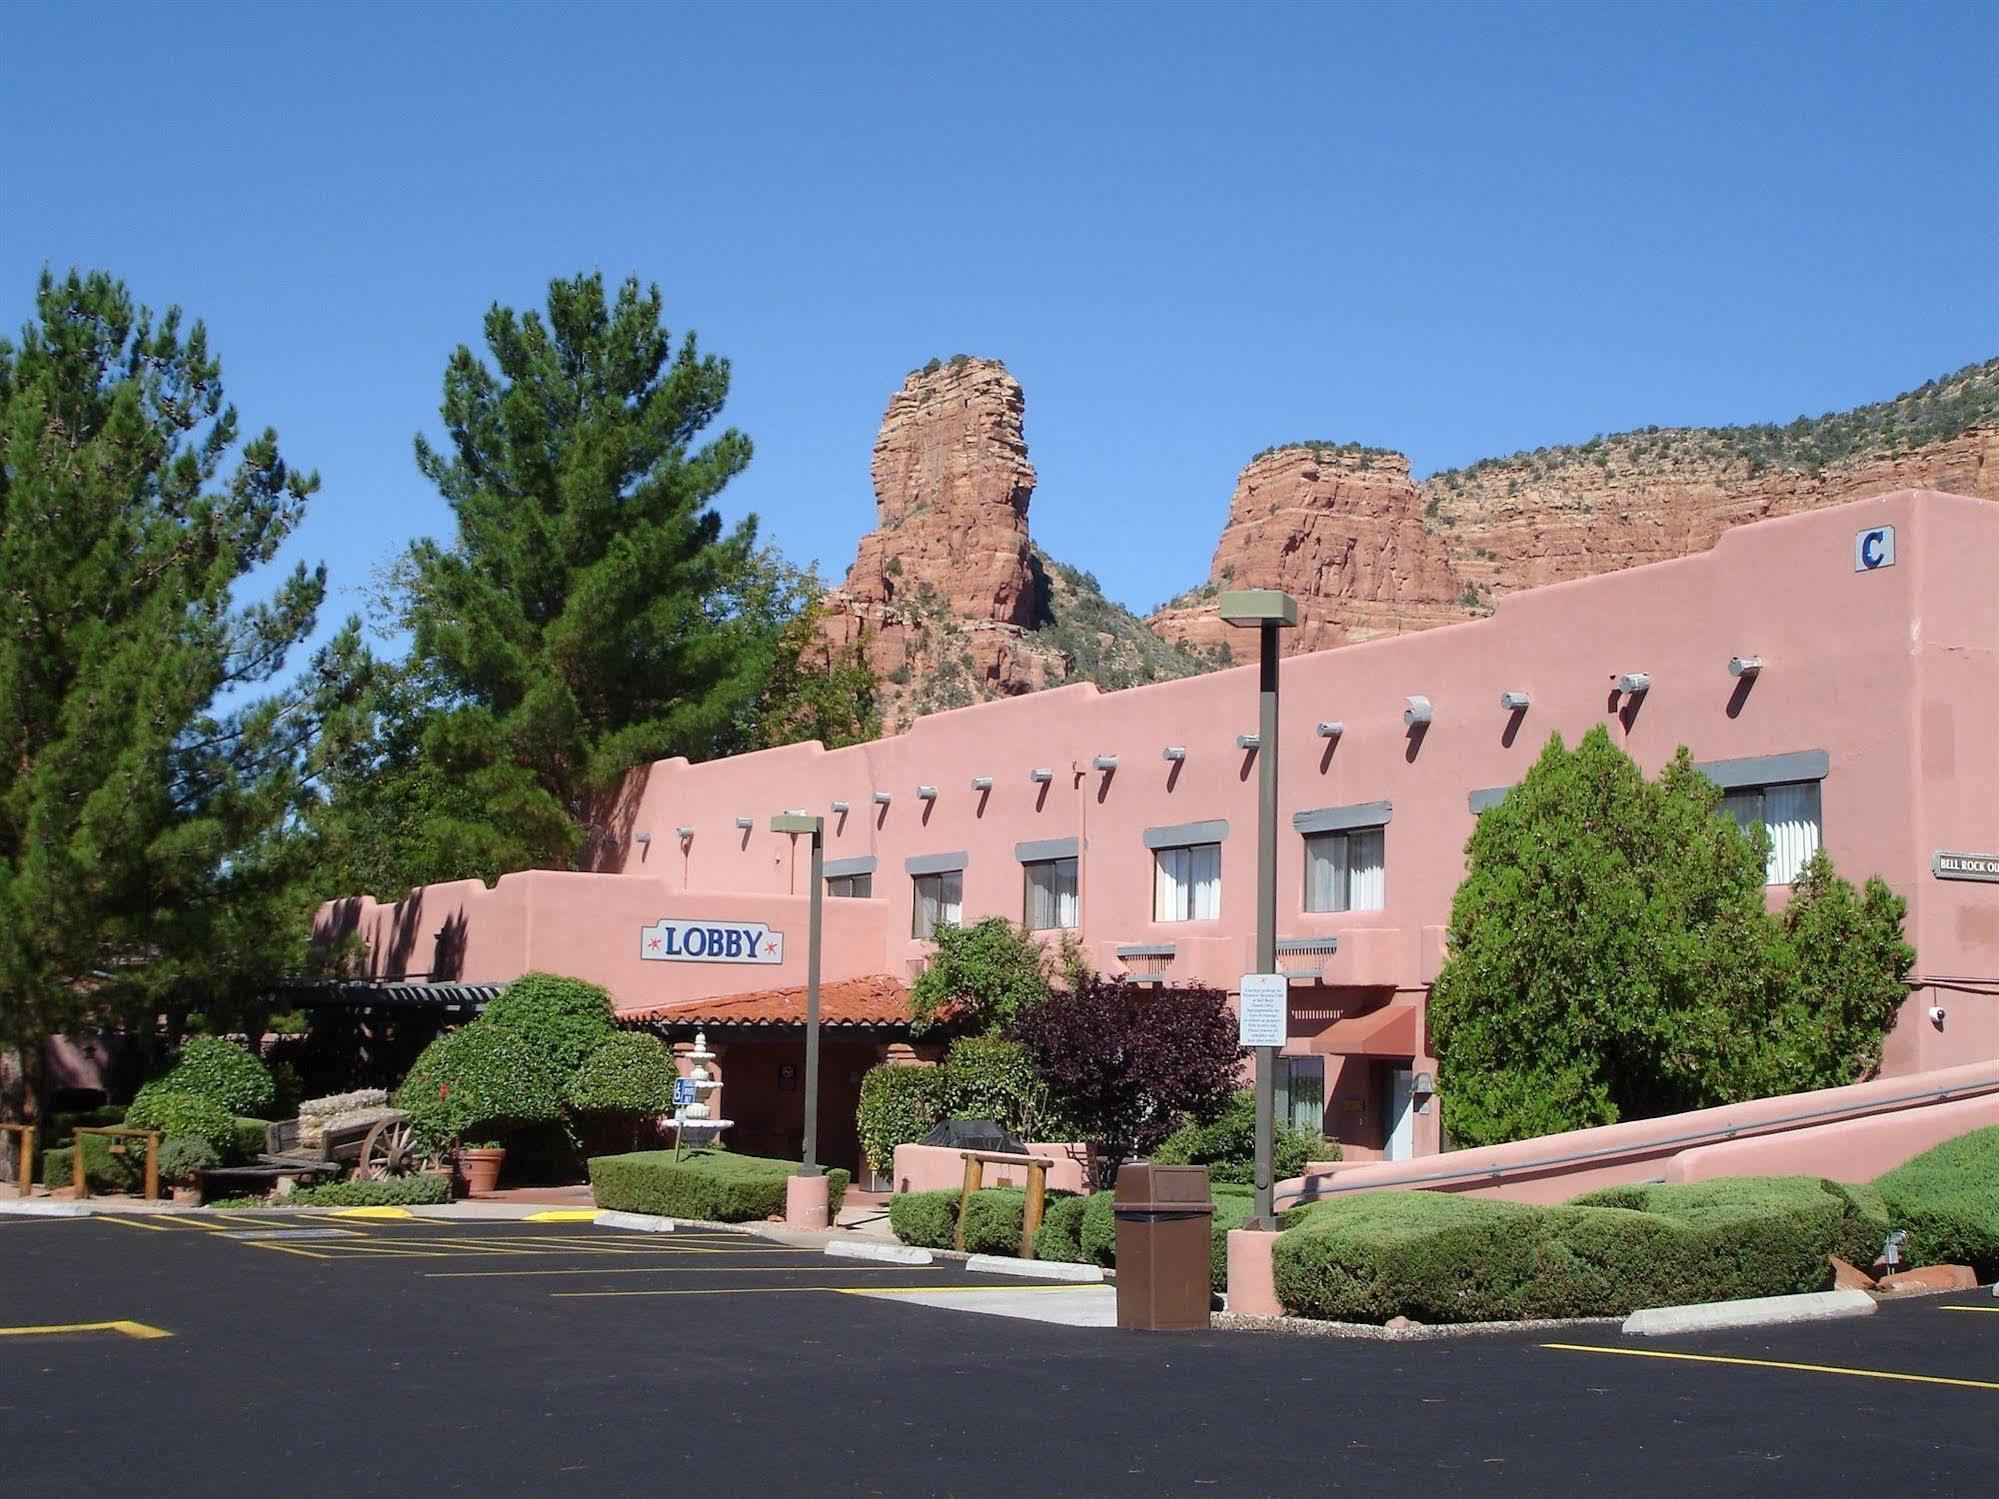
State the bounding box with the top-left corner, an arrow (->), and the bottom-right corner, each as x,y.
1384,1065 -> 1415,1162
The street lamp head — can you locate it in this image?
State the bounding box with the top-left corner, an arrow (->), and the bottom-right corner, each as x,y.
770,812 -> 822,835
1219,589 -> 1300,629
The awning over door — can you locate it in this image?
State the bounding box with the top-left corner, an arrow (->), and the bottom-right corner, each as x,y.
1305,1004 -> 1421,1058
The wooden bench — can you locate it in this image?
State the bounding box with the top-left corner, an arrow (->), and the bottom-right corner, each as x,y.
955,1150 -> 1057,1259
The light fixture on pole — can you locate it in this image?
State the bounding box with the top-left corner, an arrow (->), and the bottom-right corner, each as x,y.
1219,588 -> 1298,1229
770,812 -> 826,1181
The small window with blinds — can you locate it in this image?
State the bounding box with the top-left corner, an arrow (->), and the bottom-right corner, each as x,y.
1303,826 -> 1386,913
827,873 -> 872,899
1153,842 -> 1222,922
1720,781 -> 1823,885
911,870 -> 963,939
1022,857 -> 1079,930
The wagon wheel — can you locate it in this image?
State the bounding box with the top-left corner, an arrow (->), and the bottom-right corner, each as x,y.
357,1117 -> 422,1181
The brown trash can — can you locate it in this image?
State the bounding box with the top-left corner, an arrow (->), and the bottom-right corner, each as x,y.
1113,1163 -> 1215,1331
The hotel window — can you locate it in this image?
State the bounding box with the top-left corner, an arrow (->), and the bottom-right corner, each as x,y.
1720,781 -> 1823,885
1303,827 -> 1386,913
1023,857 -> 1079,930
1153,842 -> 1222,922
827,873 -> 872,899
911,870 -> 963,939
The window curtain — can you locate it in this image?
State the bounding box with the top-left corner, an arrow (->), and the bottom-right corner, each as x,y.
1346,828 -> 1385,911
1154,844 -> 1220,922
1026,858 -> 1078,929
1763,781 -> 1822,885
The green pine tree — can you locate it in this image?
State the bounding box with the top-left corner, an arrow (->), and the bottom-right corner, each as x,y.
0,269 -> 363,1113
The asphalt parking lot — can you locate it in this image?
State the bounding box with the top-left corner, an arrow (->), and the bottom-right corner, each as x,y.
2,1211 -> 1994,1496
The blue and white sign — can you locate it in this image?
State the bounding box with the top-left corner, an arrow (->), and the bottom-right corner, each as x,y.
671,1077 -> 699,1107
640,918 -> 784,965
1855,525 -> 1897,572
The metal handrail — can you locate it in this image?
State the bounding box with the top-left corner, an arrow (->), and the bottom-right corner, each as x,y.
1279,1071 -> 1999,1205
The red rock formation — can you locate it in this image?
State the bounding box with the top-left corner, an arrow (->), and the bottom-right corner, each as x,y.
1147,445 -> 1467,662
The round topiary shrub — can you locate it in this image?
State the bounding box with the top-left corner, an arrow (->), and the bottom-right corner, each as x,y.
566,1032 -> 679,1117
157,1135 -> 221,1185
156,1036 -> 277,1117
395,1023 -> 563,1151
481,972 -> 618,1073
124,1086 -> 237,1159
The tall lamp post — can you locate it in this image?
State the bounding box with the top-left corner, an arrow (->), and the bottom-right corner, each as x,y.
771,812 -> 825,1178
1219,589 -> 1297,1228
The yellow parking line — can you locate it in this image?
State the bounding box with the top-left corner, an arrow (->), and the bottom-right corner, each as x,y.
1540,1343 -> 1999,1392
523,1209 -> 602,1222
844,1284 -> 1096,1297
428,1261 -> 926,1279
326,1206 -> 413,1221
0,1320 -> 172,1341
553,1286 -> 861,1299
97,1215 -> 175,1233
1940,1305 -> 1999,1314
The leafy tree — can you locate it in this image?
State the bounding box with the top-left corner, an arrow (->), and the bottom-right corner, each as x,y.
940,1036 -> 1054,1140
1152,1088 -> 1334,1184
0,269 -> 363,1116
1430,727 -> 1912,1147
727,549 -> 880,753
1013,980 -> 1242,1186
909,918 -> 1055,1034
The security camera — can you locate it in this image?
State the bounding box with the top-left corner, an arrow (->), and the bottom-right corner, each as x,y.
1927,1005 -> 1947,1026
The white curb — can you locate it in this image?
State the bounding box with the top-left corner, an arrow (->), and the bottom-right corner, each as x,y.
967,1254 -> 1105,1282
0,1200 -> 91,1218
826,1240 -> 933,1265
594,1210 -> 675,1233
1623,1287 -> 1876,1337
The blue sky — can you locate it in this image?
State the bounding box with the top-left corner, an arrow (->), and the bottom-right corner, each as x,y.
5,1 -> 1995,654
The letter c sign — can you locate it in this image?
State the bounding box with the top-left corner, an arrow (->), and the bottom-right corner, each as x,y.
1854,525 -> 1896,572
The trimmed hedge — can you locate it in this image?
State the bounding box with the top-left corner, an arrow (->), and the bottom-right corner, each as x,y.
588,1150 -> 850,1223
1873,1126 -> 1999,1276
285,1174 -> 453,1207
396,1022 -> 564,1150
124,1088 -> 237,1159
233,1118 -> 273,1162
155,1036 -> 277,1117
888,1188 -> 959,1248
857,1064 -> 944,1175
1153,1091 -> 1335,1185
1032,1194 -> 1090,1262
42,1136 -> 143,1193
565,1032 -> 678,1117
482,972 -> 618,1073
157,1136 -> 219,1185
1275,1176 -> 1887,1324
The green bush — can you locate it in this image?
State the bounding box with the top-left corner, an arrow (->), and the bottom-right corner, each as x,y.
1208,1186 -> 1256,1291
588,1150 -> 850,1224
1032,1194 -> 1090,1262
233,1118 -> 272,1161
1152,1091 -> 1334,1184
1873,1126 -> 1999,1275
396,1022 -> 564,1150
285,1174 -> 453,1207
909,918 -> 1053,1033
888,1188 -> 959,1248
941,1036 -> 1052,1141
42,1135 -> 143,1193
157,1136 -> 221,1185
959,1188 -> 1030,1255
1275,1177 -> 1883,1324
1079,1190 -> 1118,1267
153,1036 -> 277,1117
856,1064 -> 944,1174
565,1032 -> 678,1117
124,1087 -> 237,1159
482,972 -> 618,1073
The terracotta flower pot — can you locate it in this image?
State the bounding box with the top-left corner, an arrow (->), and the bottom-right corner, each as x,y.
459,1147 -> 506,1195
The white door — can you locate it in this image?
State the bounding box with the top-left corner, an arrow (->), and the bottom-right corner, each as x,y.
1384,1066 -> 1415,1162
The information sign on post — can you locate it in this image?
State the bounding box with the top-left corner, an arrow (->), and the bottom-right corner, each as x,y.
671,1077 -> 698,1109
1237,973 -> 1289,1050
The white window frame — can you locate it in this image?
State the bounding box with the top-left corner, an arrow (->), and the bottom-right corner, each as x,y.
1022,856 -> 1079,931
1719,780 -> 1823,886
1152,842 -> 1222,923
911,870 -> 963,939
1303,826 -> 1386,913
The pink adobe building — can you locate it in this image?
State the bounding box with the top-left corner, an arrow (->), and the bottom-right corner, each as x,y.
314,490 -> 1999,1178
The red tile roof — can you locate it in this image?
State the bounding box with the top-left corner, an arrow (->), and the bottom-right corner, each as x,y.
621,975 -> 913,1029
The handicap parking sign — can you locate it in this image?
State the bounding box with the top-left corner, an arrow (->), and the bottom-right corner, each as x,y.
672,1077 -> 698,1108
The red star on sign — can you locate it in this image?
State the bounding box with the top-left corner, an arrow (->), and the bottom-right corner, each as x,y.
764,940 -> 777,954
647,937 -> 662,951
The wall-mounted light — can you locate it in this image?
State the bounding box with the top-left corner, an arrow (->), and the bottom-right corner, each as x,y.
1616,672 -> 1652,695
1316,721 -> 1343,739
1403,696 -> 1433,727
1236,733 -> 1260,750
871,791 -> 893,805
676,826 -> 695,840
633,831 -> 652,846
1413,1071 -> 1435,1095
916,785 -> 938,801
734,816 -> 754,830
1728,655 -> 1763,678
970,777 -> 992,792
1499,690 -> 1531,712
1029,768 -> 1054,783
1091,755 -> 1117,772
1161,746 -> 1187,762
830,801 -> 850,814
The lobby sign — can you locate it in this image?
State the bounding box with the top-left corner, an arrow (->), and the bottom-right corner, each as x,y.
1238,972 -> 1289,1049
640,918 -> 784,964
1933,851 -> 1999,883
